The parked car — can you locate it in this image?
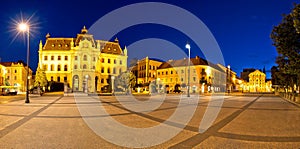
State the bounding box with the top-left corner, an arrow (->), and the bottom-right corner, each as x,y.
29,86 -> 44,95
1,89 -> 17,96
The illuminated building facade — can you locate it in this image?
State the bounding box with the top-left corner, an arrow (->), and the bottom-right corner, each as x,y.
131,56 -> 163,85
243,69 -> 271,92
0,64 -> 6,86
157,56 -> 226,93
38,26 -> 127,93
0,61 -> 33,92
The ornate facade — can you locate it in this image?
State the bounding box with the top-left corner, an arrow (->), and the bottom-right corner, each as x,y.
38,26 -> 127,93
243,69 -> 272,92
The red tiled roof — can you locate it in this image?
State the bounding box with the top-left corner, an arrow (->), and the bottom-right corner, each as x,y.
43,38 -> 73,50
0,61 -> 27,67
99,40 -> 123,55
158,57 -> 208,69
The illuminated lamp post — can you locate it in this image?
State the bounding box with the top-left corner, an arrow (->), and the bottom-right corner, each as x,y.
185,43 -> 191,97
18,23 -> 30,103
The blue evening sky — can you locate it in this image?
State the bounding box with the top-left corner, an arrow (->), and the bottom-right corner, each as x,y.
0,0 -> 297,78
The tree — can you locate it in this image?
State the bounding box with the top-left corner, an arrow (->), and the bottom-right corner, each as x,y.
114,71 -> 136,93
34,67 -> 48,88
271,3 -> 300,93
292,3 -> 300,33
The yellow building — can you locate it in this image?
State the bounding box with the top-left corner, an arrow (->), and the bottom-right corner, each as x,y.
157,56 -> 226,93
131,56 -> 163,85
0,61 -> 33,92
0,64 -> 6,86
245,70 -> 267,92
38,26 -> 127,93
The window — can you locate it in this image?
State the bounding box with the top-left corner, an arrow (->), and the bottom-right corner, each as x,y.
166,71 -> 168,75
93,57 -> 96,62
119,68 -> 122,74
101,67 -> 104,73
107,68 -> 110,73
108,59 -> 111,63
171,71 -> 173,74
51,76 -> 53,81
181,70 -> 184,73
149,65 -> 152,70
113,68 -> 116,74
74,65 -> 77,69
50,65 -> 54,71
15,70 -> 17,73
58,56 -> 61,60
83,64 -> 87,69
64,77 -> 67,82
107,79 -> 110,84
65,56 -> 68,61
181,78 -> 184,82
120,60 -> 122,65
57,77 -> 60,82
101,58 -> 104,63
114,59 -> 116,64
57,65 -> 61,71
14,76 -> 17,80
51,56 -> 54,60
193,77 -> 196,82
158,72 -> 160,75
43,65 -> 47,71
64,65 -> 68,71
7,76 -> 9,80
83,55 -> 87,61
75,56 -> 78,60
92,66 -> 95,69
101,79 -> 104,83
44,56 -> 48,60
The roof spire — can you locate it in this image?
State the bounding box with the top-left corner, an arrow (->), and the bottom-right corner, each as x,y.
46,33 -> 50,38
114,37 -> 119,43
81,25 -> 88,34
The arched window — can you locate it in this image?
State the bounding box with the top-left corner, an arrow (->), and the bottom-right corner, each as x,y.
107,68 -> 110,73
83,64 -> 87,69
64,65 -> 68,71
113,68 -> 116,74
83,55 -> 87,61
57,65 -> 61,71
50,64 -> 54,71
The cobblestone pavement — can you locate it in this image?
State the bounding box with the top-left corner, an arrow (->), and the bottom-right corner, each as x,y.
0,93 -> 299,148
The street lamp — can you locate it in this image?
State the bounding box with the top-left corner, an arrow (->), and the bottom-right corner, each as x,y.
227,65 -> 231,94
185,43 -> 191,97
18,23 -> 30,103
